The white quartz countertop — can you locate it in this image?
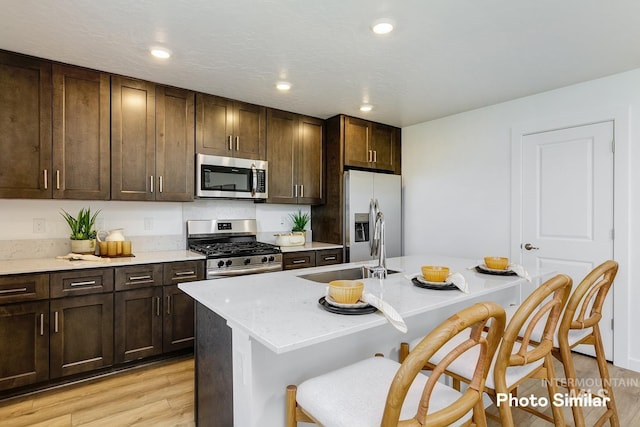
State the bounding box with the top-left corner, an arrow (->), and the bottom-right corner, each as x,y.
0,250 -> 205,275
179,254 -> 548,354
277,241 -> 343,253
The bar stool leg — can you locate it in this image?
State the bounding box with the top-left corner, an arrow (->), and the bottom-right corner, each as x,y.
593,325 -> 620,427
544,352 -> 566,427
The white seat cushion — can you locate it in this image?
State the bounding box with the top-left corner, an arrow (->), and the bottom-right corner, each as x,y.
411,330 -> 544,390
296,356 -> 471,427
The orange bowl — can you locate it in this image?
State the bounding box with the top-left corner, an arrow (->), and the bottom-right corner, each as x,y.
484,257 -> 509,270
421,265 -> 450,282
328,280 -> 364,304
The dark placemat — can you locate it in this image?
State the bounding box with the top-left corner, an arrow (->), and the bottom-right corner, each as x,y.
474,265 -> 517,276
318,297 -> 377,315
411,277 -> 458,291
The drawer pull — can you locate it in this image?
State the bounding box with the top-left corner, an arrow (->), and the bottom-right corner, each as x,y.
167,295 -> 171,315
70,280 -> 96,287
0,287 -> 28,294
54,311 -> 59,333
130,275 -> 152,281
174,271 -> 195,276
156,296 -> 161,316
292,259 -> 307,264
40,313 -> 44,336
323,256 -> 337,261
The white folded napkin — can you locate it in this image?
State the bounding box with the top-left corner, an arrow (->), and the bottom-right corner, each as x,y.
507,263 -> 532,281
56,253 -> 110,262
446,272 -> 469,293
360,292 -> 407,333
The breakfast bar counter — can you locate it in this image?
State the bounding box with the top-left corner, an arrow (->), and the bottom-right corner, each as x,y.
179,254 -> 550,426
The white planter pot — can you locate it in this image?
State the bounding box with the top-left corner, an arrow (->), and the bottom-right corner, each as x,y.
70,239 -> 96,254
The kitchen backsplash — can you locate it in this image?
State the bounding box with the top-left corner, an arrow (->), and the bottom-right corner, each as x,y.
0,199 -> 311,260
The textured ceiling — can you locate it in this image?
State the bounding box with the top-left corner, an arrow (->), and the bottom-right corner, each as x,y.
1,0 -> 640,127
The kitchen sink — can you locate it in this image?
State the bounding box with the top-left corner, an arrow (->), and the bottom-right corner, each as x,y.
297,266 -> 400,283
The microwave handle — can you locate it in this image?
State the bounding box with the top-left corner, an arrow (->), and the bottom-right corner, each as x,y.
251,163 -> 257,197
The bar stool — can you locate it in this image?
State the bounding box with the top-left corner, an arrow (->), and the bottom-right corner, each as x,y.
400,273 -> 572,426
286,301 -> 506,427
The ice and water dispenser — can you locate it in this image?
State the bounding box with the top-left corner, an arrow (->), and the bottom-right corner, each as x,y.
354,213 -> 370,242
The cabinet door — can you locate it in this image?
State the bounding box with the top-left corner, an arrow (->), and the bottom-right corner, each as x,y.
0,301 -> 49,390
163,284 -> 194,352
155,86 -> 195,202
298,116 -> 324,205
343,116 -> 371,169
0,52 -> 52,199
50,294 -> 113,378
0,273 -> 49,304
50,268 -> 113,298
115,287 -> 163,363
52,65 -> 110,200
266,109 -> 297,203
233,101 -> 266,160
115,264 -> 163,291
195,93 -> 233,156
111,76 -> 156,201
163,260 -> 204,285
371,123 -> 398,173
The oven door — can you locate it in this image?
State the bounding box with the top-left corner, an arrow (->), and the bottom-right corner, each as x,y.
196,154 -> 267,199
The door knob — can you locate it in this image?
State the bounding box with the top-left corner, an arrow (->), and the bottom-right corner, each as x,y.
523,243 -> 539,251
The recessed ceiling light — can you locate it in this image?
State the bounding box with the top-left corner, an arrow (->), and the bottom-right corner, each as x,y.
150,48 -> 171,59
276,81 -> 291,91
360,104 -> 373,112
371,20 -> 394,35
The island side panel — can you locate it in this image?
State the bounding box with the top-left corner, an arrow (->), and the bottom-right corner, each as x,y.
196,302 -> 233,426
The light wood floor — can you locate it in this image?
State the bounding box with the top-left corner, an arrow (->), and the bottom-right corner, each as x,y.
0,357 -> 195,427
0,353 -> 638,426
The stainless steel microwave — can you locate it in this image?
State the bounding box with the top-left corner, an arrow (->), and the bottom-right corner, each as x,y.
196,154 -> 268,200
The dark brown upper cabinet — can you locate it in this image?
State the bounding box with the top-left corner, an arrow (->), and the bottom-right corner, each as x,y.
196,93 -> 266,160
266,109 -> 324,205
111,77 -> 194,201
0,51 -> 52,198
53,64 -> 111,200
343,116 -> 401,174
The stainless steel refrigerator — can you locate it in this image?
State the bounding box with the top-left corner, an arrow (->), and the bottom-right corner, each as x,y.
344,170 -> 402,262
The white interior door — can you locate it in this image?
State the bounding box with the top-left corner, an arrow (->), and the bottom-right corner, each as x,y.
519,121 -> 614,359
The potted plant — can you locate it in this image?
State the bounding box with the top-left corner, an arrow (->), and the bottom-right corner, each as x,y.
60,207 -> 101,254
289,210 -> 310,234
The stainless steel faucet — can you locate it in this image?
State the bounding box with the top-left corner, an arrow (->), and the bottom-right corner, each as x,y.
367,210 -> 387,279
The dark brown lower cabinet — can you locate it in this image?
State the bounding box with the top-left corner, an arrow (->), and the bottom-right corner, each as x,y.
115,287 -> 163,363
0,301 -> 49,391
49,294 -> 113,378
163,284 -> 195,352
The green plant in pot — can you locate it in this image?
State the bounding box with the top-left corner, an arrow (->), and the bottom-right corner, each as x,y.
60,207 -> 101,254
289,210 -> 310,234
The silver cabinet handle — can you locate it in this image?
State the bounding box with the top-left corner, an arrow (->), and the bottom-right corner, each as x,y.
156,296 -> 161,316
373,150 -> 377,163
292,259 -> 307,264
70,280 -> 96,287
56,170 -> 60,190
0,287 -> 28,294
150,175 -> 154,193
175,271 -> 195,276
166,295 -> 171,315
159,175 -> 163,193
54,311 -> 59,333
300,185 -> 304,198
323,256 -> 337,261
235,136 -> 239,151
523,243 -> 539,251
294,185 -> 298,198
130,275 -> 152,281
40,313 -> 44,336
368,150 -> 373,162
228,135 -> 233,150
43,169 -> 48,190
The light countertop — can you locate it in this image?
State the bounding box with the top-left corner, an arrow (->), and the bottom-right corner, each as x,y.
277,241 -> 342,253
0,250 -> 205,276
179,254 -> 549,354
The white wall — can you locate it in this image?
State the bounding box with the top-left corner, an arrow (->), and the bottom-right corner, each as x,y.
402,68 -> 640,371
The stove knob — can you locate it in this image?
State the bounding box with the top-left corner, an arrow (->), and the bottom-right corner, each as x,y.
268,256 -> 275,262
217,260 -> 224,268
261,256 -> 268,263
244,258 -> 251,265
225,260 -> 233,267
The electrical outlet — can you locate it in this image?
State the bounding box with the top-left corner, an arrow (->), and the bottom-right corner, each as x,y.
144,217 -> 153,231
33,218 -> 46,233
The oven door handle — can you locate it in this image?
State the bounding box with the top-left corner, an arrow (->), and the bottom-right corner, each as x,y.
208,264 -> 282,278
251,163 -> 257,197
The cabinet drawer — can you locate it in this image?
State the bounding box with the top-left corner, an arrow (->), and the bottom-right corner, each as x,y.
50,268 -> 114,298
163,260 -> 204,285
315,249 -> 343,266
115,264 -> 163,290
283,252 -> 316,270
0,274 -> 49,304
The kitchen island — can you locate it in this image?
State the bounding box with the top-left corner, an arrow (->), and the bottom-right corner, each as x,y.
179,255 -> 549,426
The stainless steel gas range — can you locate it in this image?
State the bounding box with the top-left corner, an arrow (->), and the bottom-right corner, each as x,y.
187,219 -> 282,279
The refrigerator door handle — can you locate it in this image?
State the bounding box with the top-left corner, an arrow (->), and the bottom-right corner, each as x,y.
370,198 -> 379,256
